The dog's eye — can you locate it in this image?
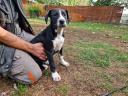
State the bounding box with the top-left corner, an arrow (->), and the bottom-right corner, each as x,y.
52,13 -> 59,17
62,12 -> 66,16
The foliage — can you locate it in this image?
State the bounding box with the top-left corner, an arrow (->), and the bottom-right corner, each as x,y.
28,7 -> 40,17
36,0 -> 44,3
37,0 -> 60,5
113,0 -> 128,7
90,0 -> 128,7
90,0 -> 119,6
36,0 -> 89,6
23,3 -> 46,17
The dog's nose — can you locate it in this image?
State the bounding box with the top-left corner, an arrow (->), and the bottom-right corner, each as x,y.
59,20 -> 65,25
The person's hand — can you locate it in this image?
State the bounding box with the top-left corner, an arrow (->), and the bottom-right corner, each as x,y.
29,43 -> 47,60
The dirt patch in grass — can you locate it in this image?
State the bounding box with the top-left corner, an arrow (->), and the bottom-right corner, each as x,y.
0,25 -> 128,96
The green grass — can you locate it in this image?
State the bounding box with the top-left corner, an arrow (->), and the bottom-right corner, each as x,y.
12,83 -> 28,96
74,41 -> 128,68
28,18 -> 128,66
120,35 -> 128,41
55,85 -> 70,96
122,87 -> 128,94
69,22 -> 128,41
27,18 -> 128,41
100,82 -> 114,91
97,71 -> 128,93
27,17 -> 45,25
116,53 -> 128,62
27,18 -> 128,38
43,70 -> 51,77
100,72 -> 112,82
69,22 -> 128,33
26,18 -> 128,95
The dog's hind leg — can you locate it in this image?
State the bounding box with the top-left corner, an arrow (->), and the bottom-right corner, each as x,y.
59,48 -> 69,67
42,60 -> 49,70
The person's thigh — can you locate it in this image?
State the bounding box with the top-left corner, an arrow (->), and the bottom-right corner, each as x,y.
10,49 -> 42,84
20,31 -> 35,42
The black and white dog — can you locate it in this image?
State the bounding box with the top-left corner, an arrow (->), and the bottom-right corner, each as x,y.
30,9 -> 70,81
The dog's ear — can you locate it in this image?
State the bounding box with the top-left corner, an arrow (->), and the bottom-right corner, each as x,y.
65,10 -> 70,23
45,10 -> 52,24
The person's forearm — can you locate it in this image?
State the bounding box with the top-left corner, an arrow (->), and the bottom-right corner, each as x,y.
0,27 -> 33,53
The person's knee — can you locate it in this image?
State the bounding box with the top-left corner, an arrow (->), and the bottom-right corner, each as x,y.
10,49 -> 42,84
10,69 -> 42,84
33,68 -> 42,81
28,68 -> 42,83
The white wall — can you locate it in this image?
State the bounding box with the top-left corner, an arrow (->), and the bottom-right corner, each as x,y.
120,7 -> 128,24
123,7 -> 128,14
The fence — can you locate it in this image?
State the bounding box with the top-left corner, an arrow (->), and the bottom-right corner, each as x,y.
45,5 -> 124,24
23,0 -> 27,4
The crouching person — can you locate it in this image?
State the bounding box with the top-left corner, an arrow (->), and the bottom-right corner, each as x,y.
0,0 -> 45,84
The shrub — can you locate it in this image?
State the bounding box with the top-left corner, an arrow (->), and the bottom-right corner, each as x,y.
36,0 -> 89,6
28,7 -> 40,17
23,3 -> 46,17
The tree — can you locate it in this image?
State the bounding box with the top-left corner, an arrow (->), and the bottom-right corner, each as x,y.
36,0 -> 61,5
118,0 -> 128,7
90,0 -> 113,6
90,0 -> 128,7
36,0 -> 89,6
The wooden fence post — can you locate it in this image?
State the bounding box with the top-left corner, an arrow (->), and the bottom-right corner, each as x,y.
23,0 -> 27,4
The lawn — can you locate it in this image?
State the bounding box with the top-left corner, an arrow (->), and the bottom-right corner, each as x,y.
30,20 -> 128,96
0,19 -> 128,96
28,18 -> 128,41
70,22 -> 128,41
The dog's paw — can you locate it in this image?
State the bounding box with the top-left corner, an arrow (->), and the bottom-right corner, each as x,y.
42,60 -> 49,70
52,72 -> 61,81
45,60 -> 49,65
42,64 -> 49,70
60,60 -> 70,67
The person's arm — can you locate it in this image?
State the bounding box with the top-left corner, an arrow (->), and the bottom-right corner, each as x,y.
0,27 -> 46,60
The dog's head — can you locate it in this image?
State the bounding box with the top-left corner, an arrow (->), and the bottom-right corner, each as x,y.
45,9 -> 70,28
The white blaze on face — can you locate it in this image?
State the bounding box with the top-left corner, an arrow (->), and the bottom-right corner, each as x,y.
57,10 -> 67,27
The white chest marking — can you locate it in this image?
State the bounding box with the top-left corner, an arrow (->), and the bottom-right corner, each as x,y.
52,28 -> 65,51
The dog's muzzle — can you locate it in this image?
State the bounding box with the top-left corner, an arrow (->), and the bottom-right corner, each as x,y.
58,19 -> 67,27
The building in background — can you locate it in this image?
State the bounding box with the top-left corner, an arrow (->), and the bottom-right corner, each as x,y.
120,7 -> 128,24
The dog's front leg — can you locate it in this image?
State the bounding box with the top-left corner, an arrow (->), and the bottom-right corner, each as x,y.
46,51 -> 61,81
59,48 -> 70,67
